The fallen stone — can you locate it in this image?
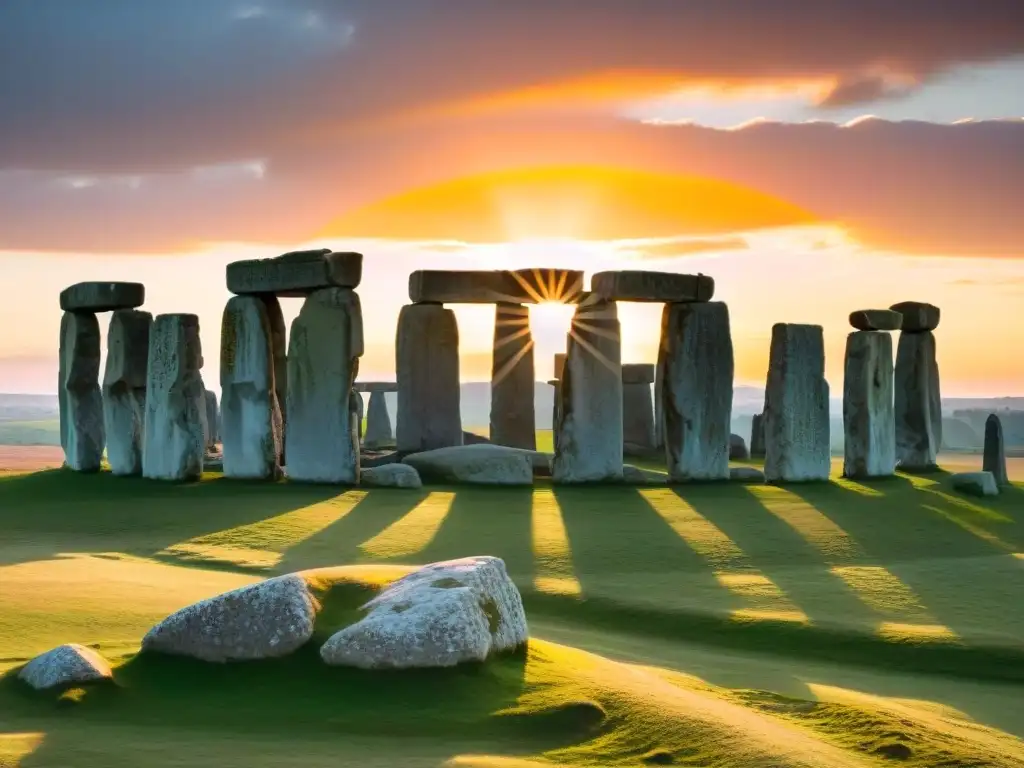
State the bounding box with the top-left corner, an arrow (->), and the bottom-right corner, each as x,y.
659,302 -> 733,482
983,414 -> 1010,487
204,390 -> 219,447
591,271 -> 714,303
749,413 -> 766,458
490,303 -> 536,450
354,381 -> 399,393
18,644 -> 113,690
890,301 -> 940,333
951,471 -> 998,498
286,288 -> 363,484
362,451 -> 401,469
59,281 -> 145,313
361,463 -> 423,489
59,312 -> 105,472
552,298 -> 623,483
363,390 -> 394,449
320,556 -> 527,669
220,296 -> 283,480
143,314 -> 206,481
623,382 -> 655,453
622,363 -> 656,385
843,331 -> 896,479
730,466 -> 766,484
894,330 -> 942,472
142,574 -> 317,662
621,465 -> 668,485
226,250 -> 363,296
849,309 -> 903,332
404,444 -> 533,485
396,303 -> 463,452
729,433 -> 749,460
102,309 -> 152,476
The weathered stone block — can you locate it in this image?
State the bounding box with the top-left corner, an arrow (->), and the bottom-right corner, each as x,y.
363,390 -> 394,449
59,282 -> 145,312
894,330 -> 942,471
227,249 -> 362,296
849,309 -> 902,332
763,323 -> 830,483
204,390 -> 219,447
729,433 -> 749,460
59,311 -> 105,472
405,444 -> 534,485
408,270 -> 519,304
983,414 -> 1009,487
623,382 -> 655,453
659,302 -> 733,482
749,413 -> 766,458
591,271 -> 714,303
843,331 -> 896,478
951,471 -> 998,497
103,309 -> 152,475
262,295 -> 288,458
890,301 -> 940,333
490,303 -> 536,450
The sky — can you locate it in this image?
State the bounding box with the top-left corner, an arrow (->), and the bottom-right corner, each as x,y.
1,0 -> 1023,397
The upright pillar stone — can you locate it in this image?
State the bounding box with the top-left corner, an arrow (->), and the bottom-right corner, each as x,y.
396,303 -> 462,452
551,353 -> 565,432
659,302 -> 733,482
286,288 -> 363,483
763,323 -> 830,483
102,309 -> 152,475
364,390 -> 393,449
220,295 -> 283,479
552,297 -> 623,483
622,363 -> 656,454
842,309 -> 900,479
749,413 -> 766,458
143,314 -> 205,481
893,302 -> 942,472
983,414 -> 1009,487
58,312 -> 105,472
204,390 -> 219,448
653,357 -> 665,449
490,302 -> 536,450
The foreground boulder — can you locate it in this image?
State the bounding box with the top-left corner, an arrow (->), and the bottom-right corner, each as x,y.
142,574 -> 317,662
361,463 -> 423,489
404,444 -> 533,485
951,471 -> 999,498
19,644 -> 113,690
320,556 -> 527,669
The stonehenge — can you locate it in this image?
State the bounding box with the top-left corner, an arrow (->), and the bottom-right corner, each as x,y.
102,309 -> 152,475
893,301 -> 942,471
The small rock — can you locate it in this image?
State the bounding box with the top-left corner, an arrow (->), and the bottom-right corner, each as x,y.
362,463 -> 422,489
951,471 -> 999,497
404,444 -> 534,485
730,466 -> 766,483
889,301 -> 940,333
19,644 -> 113,690
848,309 -> 903,332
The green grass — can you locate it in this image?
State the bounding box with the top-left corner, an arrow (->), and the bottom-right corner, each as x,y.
0,419 -> 60,446
1,450 -> 1024,766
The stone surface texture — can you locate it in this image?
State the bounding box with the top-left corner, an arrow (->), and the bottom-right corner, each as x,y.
18,644 -> 113,690
552,299 -> 623,483
404,444 -> 534,485
983,414 -> 1009,487
262,295 -> 288,457
286,288 -> 363,484
490,303 -> 536,450
102,309 -> 152,476
729,433 -> 749,460
951,471 -> 999,497
849,309 -> 903,332
320,556 -> 528,669
143,314 -> 206,481
59,312 -> 105,472
843,331 -> 896,479
622,382 -> 655,453
142,574 -> 317,662
894,330 -> 942,471
396,303 -> 463,452
653,356 -> 665,449
763,324 -> 831,483
890,301 -> 940,333
227,249 -> 362,296
361,463 -> 422,489
408,269 -> 582,305
749,413 -> 766,458
59,281 -> 145,312
363,390 -> 394,449
591,271 -> 714,303
220,296 -> 283,479
658,302 -> 733,482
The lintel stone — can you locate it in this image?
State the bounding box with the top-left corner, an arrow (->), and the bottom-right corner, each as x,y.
890,301 -> 940,333
590,271 -> 714,303
622,363 -> 656,384
849,309 -> 902,332
354,381 -> 399,393
227,249 -> 362,296
409,268 -> 584,304
59,282 -> 145,313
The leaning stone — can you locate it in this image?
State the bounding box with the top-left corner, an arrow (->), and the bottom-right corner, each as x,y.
591,271 -> 714,303
102,309 -> 152,476
143,314 -> 205,481
749,413 -> 766,458
843,331 -> 896,479
764,324 -> 831,483
204,390 -> 219,447
320,556 -> 527,669
59,281 -> 145,313
623,382 -> 655,453
490,303 -> 536,450
894,330 -> 942,472
226,250 -> 362,296
552,298 -> 623,483
951,471 -> 998,498
396,303 -> 463,452
659,302 -> 733,482
363,390 -> 393,449
890,301 -> 940,333
361,463 -> 423,489
286,288 -> 363,484
849,309 -> 903,332
220,296 -> 283,480
404,444 -> 533,486
18,644 -> 113,690
622,363 -> 656,385
408,270 -> 522,304
354,381 -> 399,393
142,574 -> 317,662
983,414 -> 1010,487
730,466 -> 766,484
729,433 -> 749,460
59,312 -> 105,472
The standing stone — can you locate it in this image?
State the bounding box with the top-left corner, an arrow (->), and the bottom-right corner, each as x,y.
364,391 -> 394,449
843,331 -> 895,478
894,330 -> 942,471
350,390 -> 363,443
204,390 -> 219,447
396,303 -> 462,453
659,302 -> 733,482
653,356 -> 665,449
763,324 -> 831,483
198,378 -> 211,451
220,296 -> 283,480
102,309 -> 152,476
552,298 -> 623,483
59,312 -> 105,472
622,364 -> 656,454
983,414 -> 1009,487
287,288 -> 363,483
490,303 -> 536,450
749,413 -> 766,458
143,314 -> 205,481
262,296 -> 288,459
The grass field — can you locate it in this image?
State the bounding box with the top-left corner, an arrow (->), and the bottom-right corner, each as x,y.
1,446 -> 1023,766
